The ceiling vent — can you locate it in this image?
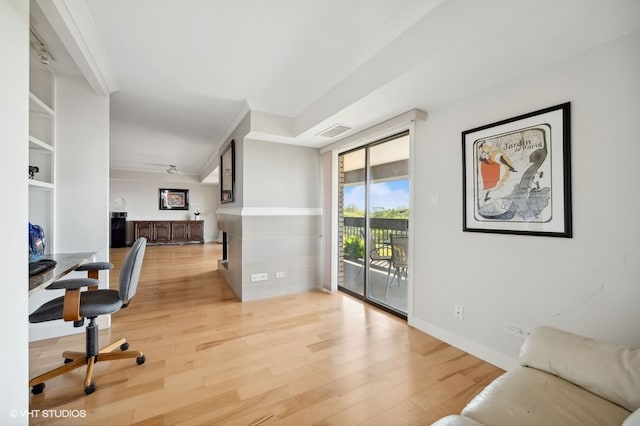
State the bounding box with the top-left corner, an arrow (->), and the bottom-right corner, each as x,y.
317,124 -> 352,138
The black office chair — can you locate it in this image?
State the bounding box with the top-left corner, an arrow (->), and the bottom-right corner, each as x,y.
29,237 -> 147,395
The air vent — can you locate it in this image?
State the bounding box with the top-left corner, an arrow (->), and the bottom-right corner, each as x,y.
317,124 -> 352,138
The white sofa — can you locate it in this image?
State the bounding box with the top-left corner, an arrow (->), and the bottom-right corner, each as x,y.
433,326 -> 640,426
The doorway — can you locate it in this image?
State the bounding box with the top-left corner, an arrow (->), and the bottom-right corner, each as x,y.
338,131 -> 410,316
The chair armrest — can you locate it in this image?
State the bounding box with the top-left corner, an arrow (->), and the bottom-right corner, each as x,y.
75,262 -> 114,281
46,278 -> 98,322
46,278 -> 99,290
75,262 -> 114,271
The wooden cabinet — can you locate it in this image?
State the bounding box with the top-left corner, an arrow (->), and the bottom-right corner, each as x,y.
154,221 -> 172,243
133,221 -> 154,241
188,221 -> 204,242
171,222 -> 189,243
133,221 -> 204,245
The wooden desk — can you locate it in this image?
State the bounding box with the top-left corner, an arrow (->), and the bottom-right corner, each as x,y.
29,252 -> 96,294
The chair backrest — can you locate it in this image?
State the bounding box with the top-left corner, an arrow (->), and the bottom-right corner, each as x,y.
390,235 -> 408,268
119,237 -> 147,306
369,236 -> 391,261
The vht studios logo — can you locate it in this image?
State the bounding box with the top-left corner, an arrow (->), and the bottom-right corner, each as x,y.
9,409 -> 87,418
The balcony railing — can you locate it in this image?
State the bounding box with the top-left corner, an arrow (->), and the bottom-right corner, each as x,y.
343,217 -> 408,259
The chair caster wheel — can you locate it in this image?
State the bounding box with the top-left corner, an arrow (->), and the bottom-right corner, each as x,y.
136,355 -> 146,365
84,383 -> 96,395
31,383 -> 45,394
120,342 -> 129,351
64,358 -> 73,364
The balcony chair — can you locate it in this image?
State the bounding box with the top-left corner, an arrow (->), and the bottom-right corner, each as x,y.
356,233 -> 392,279
386,235 -> 408,299
29,237 -> 147,395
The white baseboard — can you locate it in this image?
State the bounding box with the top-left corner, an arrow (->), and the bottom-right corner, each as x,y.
408,315 -> 518,371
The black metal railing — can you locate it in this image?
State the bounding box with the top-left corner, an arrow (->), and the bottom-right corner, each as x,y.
343,217 -> 408,259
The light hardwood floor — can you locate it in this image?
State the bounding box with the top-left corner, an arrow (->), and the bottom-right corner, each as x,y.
29,243 -> 503,425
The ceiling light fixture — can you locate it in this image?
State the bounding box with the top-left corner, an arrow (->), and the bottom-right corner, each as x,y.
29,28 -> 55,66
38,49 -> 51,65
167,165 -> 180,174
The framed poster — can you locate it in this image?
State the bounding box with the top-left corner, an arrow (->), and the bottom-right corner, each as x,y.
462,102 -> 572,237
220,140 -> 235,203
159,188 -> 189,210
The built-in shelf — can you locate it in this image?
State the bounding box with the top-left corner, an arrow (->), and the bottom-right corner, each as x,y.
28,135 -> 54,152
29,92 -> 55,117
28,179 -> 54,190
29,57 -> 55,250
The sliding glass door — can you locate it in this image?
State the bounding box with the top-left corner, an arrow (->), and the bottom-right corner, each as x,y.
338,132 -> 410,316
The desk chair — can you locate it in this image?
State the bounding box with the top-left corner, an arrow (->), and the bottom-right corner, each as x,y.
386,235 -> 408,299
67,261 -> 114,327
29,238 -> 147,395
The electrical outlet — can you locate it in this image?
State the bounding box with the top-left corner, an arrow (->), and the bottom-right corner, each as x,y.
275,271 -> 285,278
250,273 -> 268,282
504,321 -> 532,339
454,304 -> 464,320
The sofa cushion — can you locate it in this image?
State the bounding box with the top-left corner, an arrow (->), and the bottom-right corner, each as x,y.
461,367 -> 630,426
519,326 -> 640,411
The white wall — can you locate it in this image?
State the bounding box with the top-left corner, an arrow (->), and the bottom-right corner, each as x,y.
243,139 -> 322,208
1,1 -> 29,422
409,29 -> 640,369
321,151 -> 334,291
29,73 -> 111,341
55,74 -> 110,254
110,170 -> 219,243
216,114 -> 250,299
216,116 -> 324,301
239,139 -> 323,301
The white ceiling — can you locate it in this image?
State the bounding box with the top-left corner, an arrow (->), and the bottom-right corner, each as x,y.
84,0 -> 441,178
36,0 -> 640,181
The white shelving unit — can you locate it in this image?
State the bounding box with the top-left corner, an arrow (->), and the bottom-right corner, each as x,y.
29,59 -> 55,249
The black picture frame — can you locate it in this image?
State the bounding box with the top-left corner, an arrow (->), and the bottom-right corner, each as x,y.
220,140 -> 235,204
462,102 -> 572,237
159,188 -> 189,210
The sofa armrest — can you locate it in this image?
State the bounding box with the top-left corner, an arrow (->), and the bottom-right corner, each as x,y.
623,409 -> 640,426
431,415 -> 484,426
519,326 -> 640,411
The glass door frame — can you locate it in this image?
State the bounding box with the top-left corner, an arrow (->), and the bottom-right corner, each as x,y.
337,130 -> 410,320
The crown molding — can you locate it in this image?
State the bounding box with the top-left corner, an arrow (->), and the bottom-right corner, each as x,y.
37,0 -> 119,96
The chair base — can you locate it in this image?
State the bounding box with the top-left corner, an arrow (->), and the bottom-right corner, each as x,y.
29,337 -> 145,395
